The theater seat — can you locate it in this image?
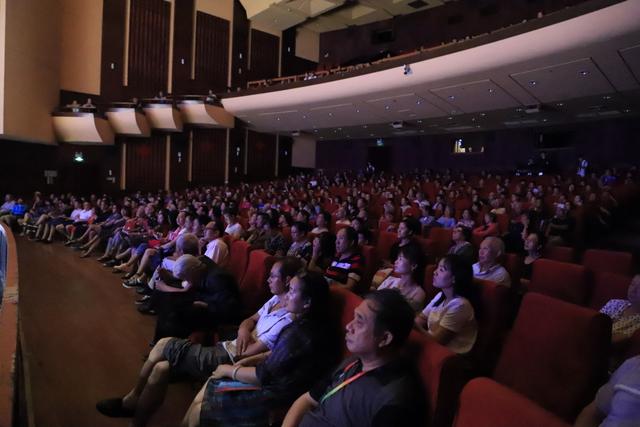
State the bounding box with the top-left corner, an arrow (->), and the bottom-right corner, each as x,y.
528,259 -> 590,305
501,253 -> 522,286
375,230 -> 397,261
493,292 -> 611,421
415,236 -> 436,264
588,271 -> 632,310
328,286 -> 362,358
469,279 -> 511,376
405,332 -> 469,427
359,244 -> 378,289
454,378 -> 570,427
583,249 -> 634,276
228,239 -> 252,285
428,227 -> 453,258
422,264 -> 438,303
543,246 -> 575,263
238,249 -> 276,316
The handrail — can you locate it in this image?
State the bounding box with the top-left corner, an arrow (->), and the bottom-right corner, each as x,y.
0,223 -> 19,427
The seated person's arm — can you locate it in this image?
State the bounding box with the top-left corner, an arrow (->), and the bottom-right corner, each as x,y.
155,280 -> 189,293
574,400 -> 604,427
236,313 -> 259,354
282,392 -> 319,427
414,313 -> 429,334
426,322 -> 456,346
235,351 -> 271,367
238,340 -> 269,359
342,276 -> 359,291
211,364 -> 260,386
160,238 -> 176,251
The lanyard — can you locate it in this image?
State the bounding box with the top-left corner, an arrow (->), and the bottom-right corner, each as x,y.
320,361 -> 366,404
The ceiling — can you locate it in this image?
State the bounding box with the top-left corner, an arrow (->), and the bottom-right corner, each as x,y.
239,0 -> 451,33
223,0 -> 640,140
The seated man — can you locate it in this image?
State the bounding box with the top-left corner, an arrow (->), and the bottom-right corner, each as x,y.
201,220 -> 229,267
324,227 -> 364,293
472,236 -> 511,287
574,355 -> 640,427
283,289 -> 424,427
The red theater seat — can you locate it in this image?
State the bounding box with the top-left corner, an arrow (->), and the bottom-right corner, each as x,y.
528,259 -> 590,305
543,245 -> 575,263
328,286 -> 362,358
588,271 -> 632,310
415,236 -> 436,263
493,292 -> 611,421
228,239 -> 252,285
428,227 -> 453,258
359,244 -> 378,289
454,378 -> 570,427
375,230 -> 397,261
238,250 -> 276,316
501,253 -> 522,286
422,264 -> 438,303
583,249 -> 634,276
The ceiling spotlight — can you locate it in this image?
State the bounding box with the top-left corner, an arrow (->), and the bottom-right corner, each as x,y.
417,120 -> 423,123
488,88 -> 495,93
528,80 -> 538,86
579,70 -> 589,77
276,117 -> 280,121
480,113 -> 486,117
302,115 -> 307,119
403,64 -> 412,76
542,118 -> 548,122
385,105 -> 391,110
448,95 -> 456,100
355,109 -> 360,113
313,129 -> 318,133
602,95 -> 612,100
623,109 -> 631,113
73,152 -> 84,163
363,125 -> 368,128
556,103 -> 564,107
416,100 -> 423,105
448,116 -> 453,120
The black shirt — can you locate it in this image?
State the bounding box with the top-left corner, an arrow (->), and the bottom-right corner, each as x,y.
195,256 -> 242,323
300,358 -> 425,427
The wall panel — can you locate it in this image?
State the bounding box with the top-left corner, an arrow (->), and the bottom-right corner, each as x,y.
170,132 -> 189,190
100,0 -> 127,102
194,12 -> 230,93
127,0 -> 170,98
278,135 -> 293,178
172,0 -> 195,94
247,130 -> 276,181
126,135 -> 166,190
249,29 -> 279,82
231,0 -> 249,91
191,128 -> 226,185
228,127 -> 245,183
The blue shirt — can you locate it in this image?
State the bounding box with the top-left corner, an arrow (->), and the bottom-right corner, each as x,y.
11,204 -> 27,216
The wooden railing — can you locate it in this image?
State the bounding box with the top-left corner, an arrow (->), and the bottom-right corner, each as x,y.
0,223 -> 28,427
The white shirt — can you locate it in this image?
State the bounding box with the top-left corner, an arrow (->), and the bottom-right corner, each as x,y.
77,208 -> 94,222
204,238 -> 229,267
69,209 -> 83,221
472,262 -> 511,287
225,222 -> 244,239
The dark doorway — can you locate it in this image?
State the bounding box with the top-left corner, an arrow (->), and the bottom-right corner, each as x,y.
367,146 -> 392,172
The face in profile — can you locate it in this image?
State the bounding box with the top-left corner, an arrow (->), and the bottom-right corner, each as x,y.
345,300 -> 380,355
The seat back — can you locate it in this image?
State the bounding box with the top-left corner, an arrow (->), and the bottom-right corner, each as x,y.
469,279 -> 511,376
375,230 -> 397,261
422,264 -> 438,303
588,271 -> 632,310
493,292 -> 611,421
238,250 -> 276,315
228,239 -> 252,285
328,286 -> 362,359
454,378 -> 570,427
583,249 -> 634,276
501,253 -> 522,287
543,246 -> 575,263
415,236 -> 436,263
529,259 -> 590,305
405,332 -> 469,427
360,244 -> 378,289
428,227 -> 453,258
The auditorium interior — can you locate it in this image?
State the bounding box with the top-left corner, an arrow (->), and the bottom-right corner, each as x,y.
1,0 -> 640,426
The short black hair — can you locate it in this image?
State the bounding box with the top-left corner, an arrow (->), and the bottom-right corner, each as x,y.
292,221 -> 309,234
365,289 -> 415,349
400,216 -> 422,236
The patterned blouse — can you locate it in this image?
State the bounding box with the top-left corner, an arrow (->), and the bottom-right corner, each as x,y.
600,299 -> 640,339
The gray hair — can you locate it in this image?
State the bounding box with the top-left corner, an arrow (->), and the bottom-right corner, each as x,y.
484,236 -> 505,258
176,233 -> 199,255
173,254 -> 202,280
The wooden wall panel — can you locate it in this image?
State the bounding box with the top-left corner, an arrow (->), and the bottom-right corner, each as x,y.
127,0 -> 170,98
231,0 -> 249,91
126,135 -> 166,191
172,0 -> 195,95
170,133 -> 189,190
228,127 -> 245,183
100,0 -> 127,102
249,29 -> 279,82
247,130 -> 276,181
191,128 -> 226,185
194,12 -> 230,93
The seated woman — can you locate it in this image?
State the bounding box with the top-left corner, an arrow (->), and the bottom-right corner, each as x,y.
97,268 -> 334,427
415,254 -> 479,354
436,206 -> 456,229
600,275 -> 640,345
324,227 -> 364,293
307,232 -> 335,274
472,212 -> 499,240
387,216 -> 422,266
448,226 -> 475,266
286,221 -> 313,265
521,232 -> 542,280
456,209 -> 475,229
376,244 -> 426,311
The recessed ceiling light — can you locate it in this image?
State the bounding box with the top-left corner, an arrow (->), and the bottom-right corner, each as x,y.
302,115 -> 307,119
579,70 -> 589,77
276,117 -> 280,121
528,80 -> 537,86
556,103 -> 564,107
355,109 -> 360,113
471,117 -> 476,122
417,120 -> 423,123
416,100 -> 423,105
385,105 -> 391,110
448,95 -> 455,100
328,112 -> 333,116
313,129 -> 318,132
448,116 -> 453,120
516,108 -> 523,112
370,133 -> 374,137
623,109 -> 631,113
542,118 -> 548,122
480,113 -> 486,117
602,95 -> 611,100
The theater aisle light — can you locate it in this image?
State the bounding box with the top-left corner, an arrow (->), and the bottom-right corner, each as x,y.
74,152 -> 84,163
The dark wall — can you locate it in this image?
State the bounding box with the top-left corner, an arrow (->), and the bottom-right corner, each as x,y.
228,127 -> 246,183
191,128 -> 227,185
249,29 -> 279,81
316,118 -> 640,173
231,0 -> 249,91
125,135 -> 166,191
194,12 -> 230,93
281,27 -> 318,76
319,0 -> 588,68
247,130 -> 276,180
278,136 -> 293,178
100,0 -> 127,102
170,132 -> 189,190
172,0 -> 195,94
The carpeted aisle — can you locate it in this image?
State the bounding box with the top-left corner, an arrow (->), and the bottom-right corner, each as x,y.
17,237 -> 196,427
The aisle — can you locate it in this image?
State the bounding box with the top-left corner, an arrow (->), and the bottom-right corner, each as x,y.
17,238 -> 195,427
